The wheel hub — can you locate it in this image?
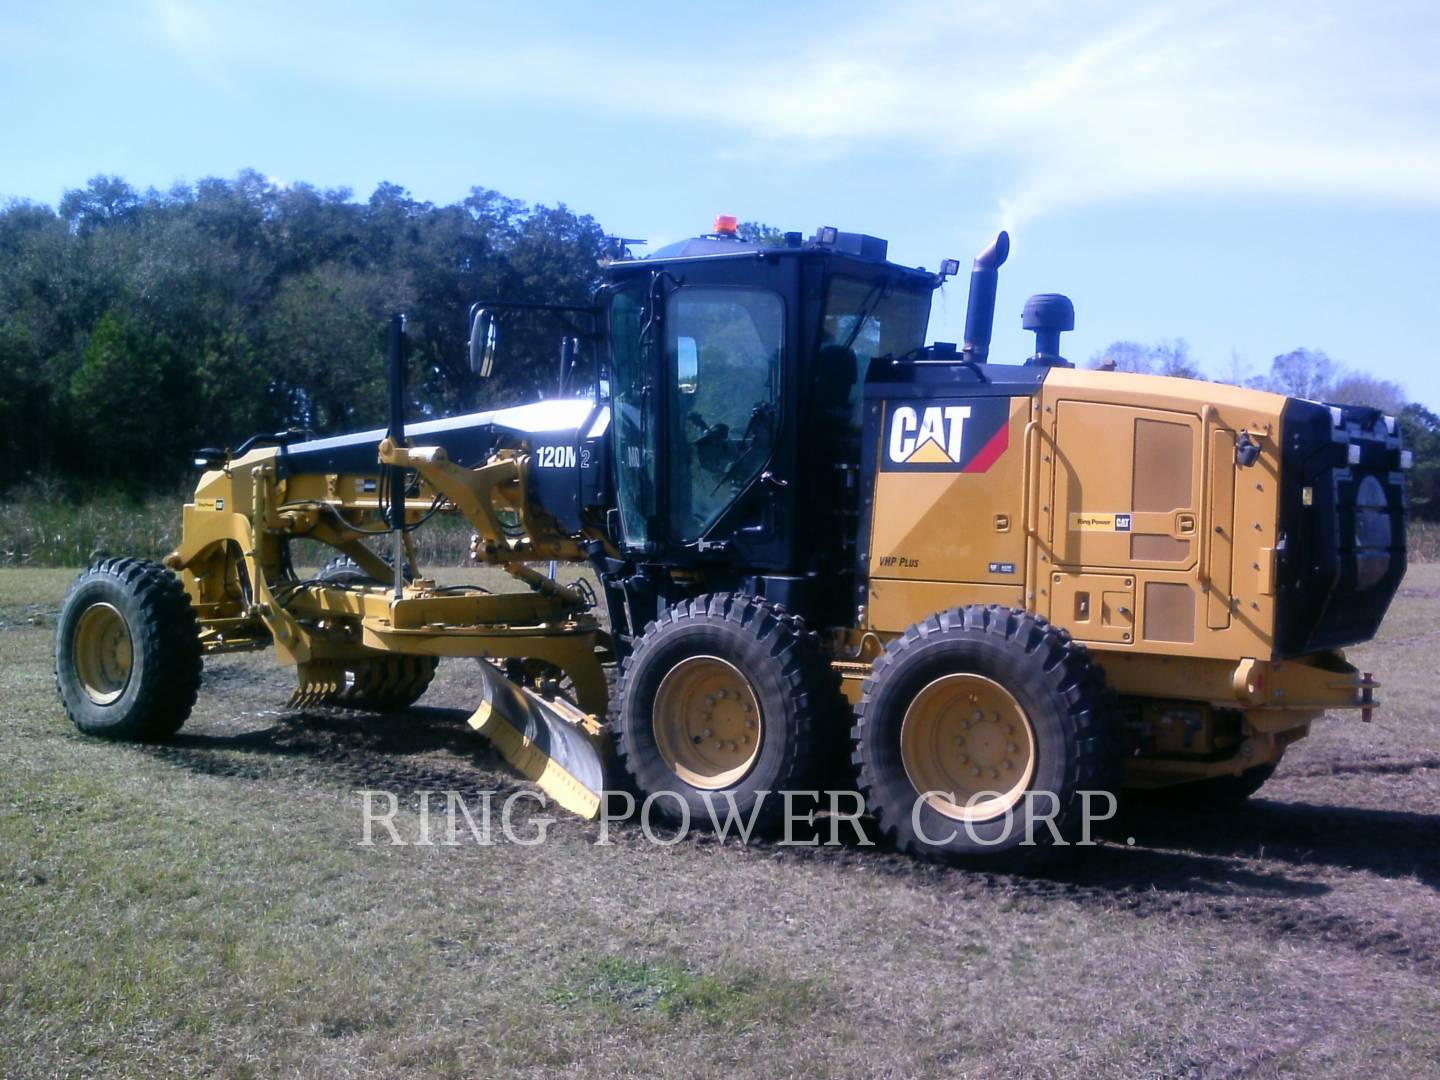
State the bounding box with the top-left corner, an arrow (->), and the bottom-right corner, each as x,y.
900,673 -> 1036,821
652,655 -> 762,789
73,602 -> 134,706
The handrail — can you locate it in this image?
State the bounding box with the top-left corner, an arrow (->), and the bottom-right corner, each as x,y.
1020,419 -> 1040,539
1196,405 -> 1216,584
1021,418 -> 1043,611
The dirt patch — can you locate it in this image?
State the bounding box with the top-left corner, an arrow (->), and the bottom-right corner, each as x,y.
138,637 -> 1440,990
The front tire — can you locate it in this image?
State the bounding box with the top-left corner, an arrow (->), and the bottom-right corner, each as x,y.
854,605 -> 1117,859
55,558 -> 202,740
614,594 -> 845,832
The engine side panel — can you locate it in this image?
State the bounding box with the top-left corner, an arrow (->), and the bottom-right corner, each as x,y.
1034,369 -> 1288,661
857,360 -> 1043,629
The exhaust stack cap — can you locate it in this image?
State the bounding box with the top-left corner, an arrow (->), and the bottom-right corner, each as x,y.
1022,293 -> 1075,367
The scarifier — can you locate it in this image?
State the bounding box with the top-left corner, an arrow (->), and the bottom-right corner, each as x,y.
55,217 -> 1410,857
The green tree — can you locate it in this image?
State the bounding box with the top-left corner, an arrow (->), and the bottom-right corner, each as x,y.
1328,372 -> 1407,412
737,221 -> 786,245
1262,348 -> 1336,400
68,309 -> 196,490
1089,338 -> 1201,378
267,266 -> 394,433
0,327 -> 47,488
1400,403 -> 1439,521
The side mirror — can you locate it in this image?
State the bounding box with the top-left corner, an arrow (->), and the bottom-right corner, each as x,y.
468,306 -> 498,377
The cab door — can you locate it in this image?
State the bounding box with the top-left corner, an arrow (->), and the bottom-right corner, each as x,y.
662,286 -> 784,547
608,280 -> 659,552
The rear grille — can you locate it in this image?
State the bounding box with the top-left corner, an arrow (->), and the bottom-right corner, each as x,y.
1272,399 -> 1407,657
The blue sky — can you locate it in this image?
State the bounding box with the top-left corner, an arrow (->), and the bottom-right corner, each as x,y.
3,0 -> 1438,407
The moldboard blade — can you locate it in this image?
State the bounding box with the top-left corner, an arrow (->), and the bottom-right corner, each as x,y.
468,661 -> 608,819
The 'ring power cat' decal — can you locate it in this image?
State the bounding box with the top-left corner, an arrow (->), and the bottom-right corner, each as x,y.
881,397 -> 1012,473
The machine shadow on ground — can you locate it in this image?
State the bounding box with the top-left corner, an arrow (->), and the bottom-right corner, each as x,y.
134,693 -> 1440,909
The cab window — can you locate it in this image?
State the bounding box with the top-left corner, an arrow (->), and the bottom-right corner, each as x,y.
665,287 -> 783,542
821,276 -> 930,430
609,282 -> 653,547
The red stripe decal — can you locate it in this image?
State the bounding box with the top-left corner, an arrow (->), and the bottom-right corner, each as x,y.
962,422 -> 1010,473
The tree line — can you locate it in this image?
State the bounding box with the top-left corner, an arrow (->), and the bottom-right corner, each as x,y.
0,172 -> 1433,520
0,172 -> 607,494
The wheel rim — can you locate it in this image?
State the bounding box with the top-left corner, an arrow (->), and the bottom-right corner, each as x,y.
73,602 -> 134,706
652,655 -> 762,789
900,673 -> 1036,821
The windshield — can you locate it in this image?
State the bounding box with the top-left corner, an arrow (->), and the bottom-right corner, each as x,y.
821,276 -> 930,429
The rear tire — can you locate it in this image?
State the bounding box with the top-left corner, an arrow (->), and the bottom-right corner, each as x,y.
55,558 -> 202,740
615,594 -> 845,832
854,605 -> 1118,859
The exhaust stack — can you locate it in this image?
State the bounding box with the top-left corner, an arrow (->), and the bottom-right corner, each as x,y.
961,230 -> 1010,363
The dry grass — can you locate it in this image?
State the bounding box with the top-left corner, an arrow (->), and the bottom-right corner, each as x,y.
1409,520 -> 1440,562
1,566 -> 1438,1077
4,492 -> 1437,568
0,491 -> 477,568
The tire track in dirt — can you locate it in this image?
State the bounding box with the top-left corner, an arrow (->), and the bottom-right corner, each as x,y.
132,656 -> 1440,982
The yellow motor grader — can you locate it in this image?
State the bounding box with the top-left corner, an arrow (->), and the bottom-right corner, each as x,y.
55,220 -> 1409,857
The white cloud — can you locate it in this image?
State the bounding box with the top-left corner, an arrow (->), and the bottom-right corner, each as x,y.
650,0 -> 1440,227
152,0 -> 1440,225
151,0 -> 241,97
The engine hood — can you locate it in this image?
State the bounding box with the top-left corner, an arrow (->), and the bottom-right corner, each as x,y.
278,398 -> 603,476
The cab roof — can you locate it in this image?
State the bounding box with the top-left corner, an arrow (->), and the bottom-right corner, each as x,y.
606,228 -> 940,289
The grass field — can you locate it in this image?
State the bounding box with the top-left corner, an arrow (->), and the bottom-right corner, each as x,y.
2,565 -> 1439,1078
5,494 -> 1438,568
